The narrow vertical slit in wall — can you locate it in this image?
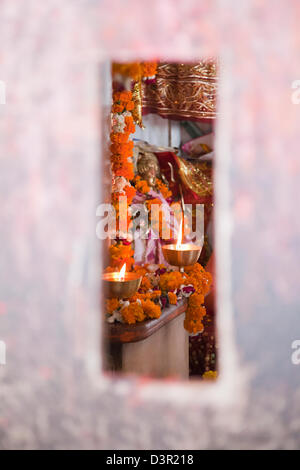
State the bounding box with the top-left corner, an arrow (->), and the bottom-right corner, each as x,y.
98,60 -> 219,381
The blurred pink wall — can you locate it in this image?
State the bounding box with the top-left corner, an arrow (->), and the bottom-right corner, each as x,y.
0,0 -> 299,449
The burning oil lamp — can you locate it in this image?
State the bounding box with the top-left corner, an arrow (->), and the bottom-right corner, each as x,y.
162,219 -> 202,268
102,263 -> 142,298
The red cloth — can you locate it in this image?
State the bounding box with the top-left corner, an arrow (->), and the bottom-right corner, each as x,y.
142,62 -> 218,122
155,151 -> 213,233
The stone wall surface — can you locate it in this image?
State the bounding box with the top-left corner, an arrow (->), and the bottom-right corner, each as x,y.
0,0 -> 299,449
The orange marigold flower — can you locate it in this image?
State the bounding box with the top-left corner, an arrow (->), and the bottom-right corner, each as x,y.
141,299 -> 161,319
109,243 -> 134,270
110,153 -> 128,162
140,275 -> 152,292
168,292 -> 177,305
156,178 -> 172,199
184,316 -> 204,334
112,63 -> 143,81
159,271 -> 183,292
184,289 -> 207,334
114,164 -> 134,180
132,265 -> 147,277
125,101 -> 134,111
127,63 -> 142,80
134,177 -> 150,194
122,302 -> 145,324
109,243 -> 134,258
124,185 -> 136,204
121,304 -> 136,324
113,91 -> 122,101
106,298 -> 119,314
124,116 -> 136,134
184,263 -> 212,296
119,91 -> 132,102
150,290 -> 161,300
110,132 -> 130,143
110,141 -> 134,156
188,293 -> 205,308
142,62 -> 157,77
128,290 -> 159,303
112,103 -> 124,114
113,90 -> 133,103
112,63 -> 157,81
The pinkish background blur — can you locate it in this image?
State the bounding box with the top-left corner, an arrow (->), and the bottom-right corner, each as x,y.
0,0 -> 300,449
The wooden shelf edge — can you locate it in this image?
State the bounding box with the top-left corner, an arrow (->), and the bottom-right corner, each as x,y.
106,300 -> 187,344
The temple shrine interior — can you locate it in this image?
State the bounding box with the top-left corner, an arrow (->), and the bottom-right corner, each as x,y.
102,61 -> 218,381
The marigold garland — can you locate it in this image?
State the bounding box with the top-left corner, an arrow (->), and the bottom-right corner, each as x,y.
133,175 -> 150,194
112,62 -> 158,129
105,263 -> 212,334
109,90 -> 136,269
112,62 -> 157,81
183,264 -> 212,334
159,270 -> 183,292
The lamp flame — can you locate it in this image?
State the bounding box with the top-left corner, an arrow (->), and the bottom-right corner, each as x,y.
176,217 -> 183,249
118,263 -> 126,281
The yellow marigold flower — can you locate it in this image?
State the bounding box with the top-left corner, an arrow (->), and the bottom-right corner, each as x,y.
202,370 -> 218,380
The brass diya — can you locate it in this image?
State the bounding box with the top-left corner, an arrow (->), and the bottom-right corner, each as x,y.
162,217 -> 202,267
162,243 -> 202,267
102,271 -> 142,299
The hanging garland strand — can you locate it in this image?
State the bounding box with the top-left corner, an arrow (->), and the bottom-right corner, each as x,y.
112,62 -> 157,81
112,62 -> 157,128
109,90 -> 136,270
106,65 -> 213,335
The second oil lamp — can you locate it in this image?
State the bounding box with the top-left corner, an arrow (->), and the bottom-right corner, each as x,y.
162,219 -> 203,268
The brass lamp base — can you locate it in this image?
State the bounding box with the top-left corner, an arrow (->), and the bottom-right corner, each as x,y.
102,272 -> 142,299
162,244 -> 202,267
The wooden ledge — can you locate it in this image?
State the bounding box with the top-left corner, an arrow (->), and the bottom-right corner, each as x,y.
106,300 -> 187,344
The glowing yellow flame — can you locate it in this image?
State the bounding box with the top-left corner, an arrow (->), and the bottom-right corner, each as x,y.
176,218 -> 183,249
118,263 -> 126,281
